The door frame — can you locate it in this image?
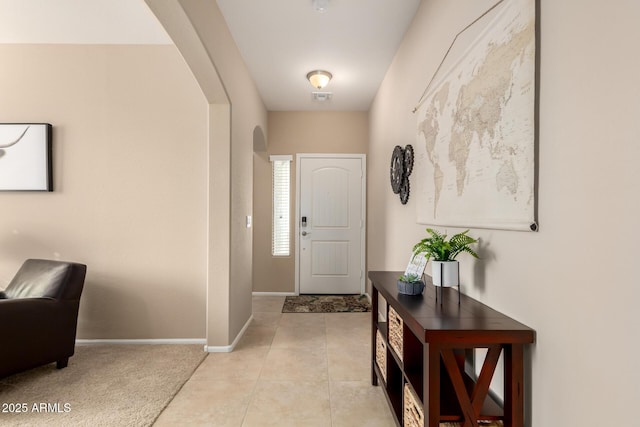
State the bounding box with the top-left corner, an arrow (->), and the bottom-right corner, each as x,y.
294,153 -> 367,295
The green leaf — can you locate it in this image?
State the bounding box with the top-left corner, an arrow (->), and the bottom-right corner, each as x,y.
412,228 -> 479,261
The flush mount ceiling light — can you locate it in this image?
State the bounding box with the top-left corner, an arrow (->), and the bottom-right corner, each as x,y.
312,0 -> 329,13
306,70 -> 332,89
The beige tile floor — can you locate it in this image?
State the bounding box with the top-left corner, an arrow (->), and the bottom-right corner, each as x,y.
154,296 -> 396,427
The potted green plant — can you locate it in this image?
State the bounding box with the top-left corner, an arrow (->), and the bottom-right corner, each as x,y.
412,228 -> 479,287
397,273 -> 425,295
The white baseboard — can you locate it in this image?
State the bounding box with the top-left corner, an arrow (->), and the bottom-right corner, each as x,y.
252,291 -> 296,296
76,338 -> 206,346
204,314 -> 254,353
77,315 -> 254,353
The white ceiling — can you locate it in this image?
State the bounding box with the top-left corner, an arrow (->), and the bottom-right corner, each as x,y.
217,0 -> 420,111
0,0 -> 421,111
0,0 -> 171,44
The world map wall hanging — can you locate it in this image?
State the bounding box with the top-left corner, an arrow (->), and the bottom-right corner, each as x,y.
413,0 -> 537,231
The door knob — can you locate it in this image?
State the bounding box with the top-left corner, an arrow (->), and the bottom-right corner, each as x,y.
301,231 -> 310,236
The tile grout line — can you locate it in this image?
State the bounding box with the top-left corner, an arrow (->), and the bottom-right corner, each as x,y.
325,313 -> 336,427
240,301 -> 283,427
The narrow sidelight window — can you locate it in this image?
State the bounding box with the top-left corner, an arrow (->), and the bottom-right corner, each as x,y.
270,155 -> 292,256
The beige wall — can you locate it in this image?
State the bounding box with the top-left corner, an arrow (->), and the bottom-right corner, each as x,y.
253,111 -> 368,293
0,0 -> 269,347
369,0 -> 640,425
0,44 -> 208,339
147,0 -> 269,347
180,0 -> 268,345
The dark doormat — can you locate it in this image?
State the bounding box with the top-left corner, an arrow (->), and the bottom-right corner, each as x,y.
282,294 -> 371,313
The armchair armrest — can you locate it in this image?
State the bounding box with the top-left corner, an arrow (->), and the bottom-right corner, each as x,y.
0,259 -> 86,378
0,297 -> 79,339
0,298 -> 80,377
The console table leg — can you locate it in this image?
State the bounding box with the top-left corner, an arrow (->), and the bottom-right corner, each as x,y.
504,344 -> 525,427
371,287 -> 379,386
426,344 -> 441,427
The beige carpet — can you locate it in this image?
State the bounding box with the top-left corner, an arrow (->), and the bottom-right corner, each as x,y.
0,344 -> 206,426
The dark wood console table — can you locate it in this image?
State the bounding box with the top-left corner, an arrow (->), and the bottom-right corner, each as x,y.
369,271 -> 535,427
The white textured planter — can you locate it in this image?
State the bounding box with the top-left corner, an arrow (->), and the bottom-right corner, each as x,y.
431,261 -> 459,287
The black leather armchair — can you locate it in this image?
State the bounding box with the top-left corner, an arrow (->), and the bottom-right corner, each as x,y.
0,259 -> 87,378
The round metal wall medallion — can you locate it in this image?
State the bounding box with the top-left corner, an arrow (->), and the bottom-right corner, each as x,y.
389,144 -> 414,204
390,145 -> 404,194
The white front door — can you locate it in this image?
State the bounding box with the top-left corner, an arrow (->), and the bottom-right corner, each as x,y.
297,155 -> 365,294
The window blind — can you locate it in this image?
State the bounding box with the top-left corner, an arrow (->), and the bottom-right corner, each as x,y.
270,155 -> 292,257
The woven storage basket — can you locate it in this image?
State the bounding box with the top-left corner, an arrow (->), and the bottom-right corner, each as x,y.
388,306 -> 403,361
440,422 -> 503,427
403,382 -> 424,427
375,329 -> 387,382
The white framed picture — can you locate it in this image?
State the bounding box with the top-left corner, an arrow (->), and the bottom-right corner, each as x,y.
0,123 -> 52,191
